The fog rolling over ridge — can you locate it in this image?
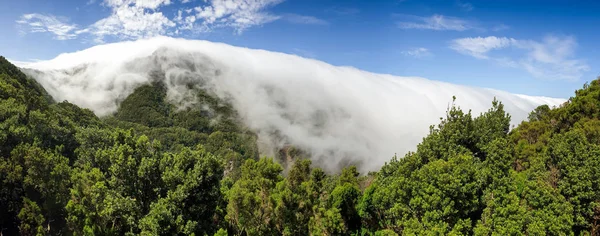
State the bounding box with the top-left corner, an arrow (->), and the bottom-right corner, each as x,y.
17,36 -> 565,171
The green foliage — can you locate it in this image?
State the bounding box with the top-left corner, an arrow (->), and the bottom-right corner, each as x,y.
225,158 -> 282,235
4,57 -> 600,235
474,173 -> 573,235
1,59 -> 238,235
115,83 -> 173,127
374,229 -> 398,236
0,57 -> 52,110
528,104 -> 551,122
50,101 -> 104,129
18,198 -> 46,236
271,159 -> 314,235
139,147 -> 223,235
1,142 -> 71,235
506,78 -> 600,234
214,228 -> 228,236
547,128 -> 600,231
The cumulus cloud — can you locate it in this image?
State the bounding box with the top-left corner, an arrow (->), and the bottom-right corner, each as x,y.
16,14 -> 80,40
18,0 -> 287,41
85,0 -> 175,42
401,47 -> 432,58
193,0 -> 284,33
450,35 -> 589,81
20,37 -> 564,172
174,9 -> 199,31
397,14 -> 472,31
282,14 -> 329,25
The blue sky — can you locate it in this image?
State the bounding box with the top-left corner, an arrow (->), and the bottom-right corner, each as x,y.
1,0 -> 598,98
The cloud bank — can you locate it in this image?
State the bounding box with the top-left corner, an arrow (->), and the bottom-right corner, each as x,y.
18,37 -> 565,171
450,35 -> 589,81
17,0 -> 329,41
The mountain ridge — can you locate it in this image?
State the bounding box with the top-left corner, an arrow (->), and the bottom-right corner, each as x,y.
14,36 -> 565,171
3,51 -> 600,234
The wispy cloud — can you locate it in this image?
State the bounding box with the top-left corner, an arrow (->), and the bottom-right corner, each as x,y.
492,24 -> 510,31
397,14 -> 472,31
87,0 -> 175,42
457,1 -> 474,11
326,7 -> 360,16
16,14 -> 80,40
193,0 -> 284,34
17,0 -> 291,42
450,35 -> 589,81
450,36 -> 516,59
283,14 -> 329,25
402,47 -> 432,58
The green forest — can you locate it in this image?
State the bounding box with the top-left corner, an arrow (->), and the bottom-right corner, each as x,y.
1,55 -> 600,235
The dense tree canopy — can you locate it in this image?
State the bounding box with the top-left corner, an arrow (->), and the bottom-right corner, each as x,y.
2,56 -> 600,235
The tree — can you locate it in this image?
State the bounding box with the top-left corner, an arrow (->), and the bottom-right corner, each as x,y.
475,173 -> 573,235
140,146 -> 223,235
17,198 -> 45,236
226,158 -> 282,235
547,128 -> 600,233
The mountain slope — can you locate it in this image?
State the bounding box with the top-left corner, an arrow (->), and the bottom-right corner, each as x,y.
0,56 -> 259,235
3,52 -> 600,234
361,79 -> 600,234
17,36 -> 565,171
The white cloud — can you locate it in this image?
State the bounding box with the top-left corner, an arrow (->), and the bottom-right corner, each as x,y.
397,14 -> 472,31
6,58 -> 41,68
18,0 -> 287,41
16,14 -> 80,40
283,14 -> 328,25
492,24 -> 509,31
457,1 -> 473,11
402,47 -> 432,58
20,36 -> 564,171
450,36 -> 516,59
194,0 -> 284,33
87,0 -> 175,41
103,0 -> 171,9
520,36 -> 590,81
450,35 -> 589,81
174,9 -> 199,31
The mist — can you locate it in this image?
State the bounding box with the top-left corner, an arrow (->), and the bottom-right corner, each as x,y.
17,36 -> 565,171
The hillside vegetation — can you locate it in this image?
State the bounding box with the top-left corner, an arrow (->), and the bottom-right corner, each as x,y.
1,56 -> 599,235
